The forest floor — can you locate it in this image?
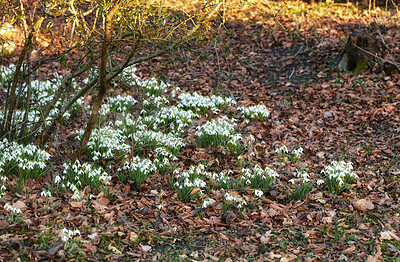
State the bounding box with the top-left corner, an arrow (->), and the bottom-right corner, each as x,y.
1,1 -> 400,261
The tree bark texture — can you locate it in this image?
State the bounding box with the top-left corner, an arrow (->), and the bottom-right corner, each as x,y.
76,0 -> 122,159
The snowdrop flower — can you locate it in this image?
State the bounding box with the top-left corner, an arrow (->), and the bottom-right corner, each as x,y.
238,104 -> 270,120
4,203 -> 22,214
71,190 -> 80,201
131,130 -> 185,155
275,145 -> 288,154
322,160 -> 358,194
3,203 -> 12,212
297,172 -> 310,182
254,190 -> 264,197
202,199 -> 210,208
41,190 -> 52,198
292,147 -> 303,158
178,92 -> 235,114
63,161 -> 110,189
142,106 -> 198,134
88,233 -> 98,241
224,193 -> 237,202
195,116 -> 246,148
60,229 -> 69,242
317,179 -> 324,186
60,228 -> 80,242
108,95 -> 137,113
237,200 -> 247,209
322,160 -> 358,181
77,126 -> 130,160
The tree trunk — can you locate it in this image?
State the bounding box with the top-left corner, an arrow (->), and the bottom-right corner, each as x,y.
1,15 -> 45,140
76,0 -> 122,159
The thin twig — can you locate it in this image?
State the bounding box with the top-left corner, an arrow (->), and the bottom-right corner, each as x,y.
354,44 -> 400,71
289,67 -> 295,79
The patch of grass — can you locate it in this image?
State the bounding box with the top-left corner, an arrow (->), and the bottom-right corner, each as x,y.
381,240 -> 400,261
363,145 -> 374,152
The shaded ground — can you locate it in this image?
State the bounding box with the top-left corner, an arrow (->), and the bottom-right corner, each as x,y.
133,2 -> 400,260
1,1 -> 400,261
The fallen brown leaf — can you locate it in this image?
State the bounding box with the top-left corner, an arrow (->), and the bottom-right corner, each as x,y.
380,231 -> 400,241
354,199 -> 374,212
47,238 -> 65,257
0,220 -> 10,229
12,201 -> 27,212
99,196 -> 110,206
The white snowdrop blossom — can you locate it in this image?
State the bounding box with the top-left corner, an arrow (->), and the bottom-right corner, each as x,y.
131,130 -> 185,155
254,189 -> 264,197
4,203 -> 22,214
292,147 -> 303,159
202,199 -> 211,208
108,95 -> 138,113
0,64 -> 17,85
88,233 -> 98,242
289,172 -> 311,186
0,110 -> 43,129
98,95 -> 138,115
0,175 -> 7,197
0,139 -> 50,179
317,179 -> 325,186
289,171 -> 314,201
195,116 -> 242,147
41,190 -> 52,198
119,65 -> 170,97
119,156 -> 156,175
237,200 -> 247,209
59,228 -> 80,242
143,94 -> 169,110
224,193 -> 247,210
54,175 -> 62,184
76,126 -> 130,161
113,113 -> 142,135
173,164 -> 207,201
322,160 -> 358,195
71,190 -> 81,201
1,72 -> 79,128
203,169 -> 239,190
119,65 -> 138,83
144,79 -> 170,96
119,154 -> 174,186
322,160 -> 358,186
98,103 -> 111,115
238,104 -> 270,120
154,147 -> 178,161
297,172 -> 310,182
275,145 -> 288,154
141,106 -> 198,134
241,165 -> 278,193
224,193 -> 238,202
63,160 -> 111,190
170,87 -> 180,98
178,92 -> 236,114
